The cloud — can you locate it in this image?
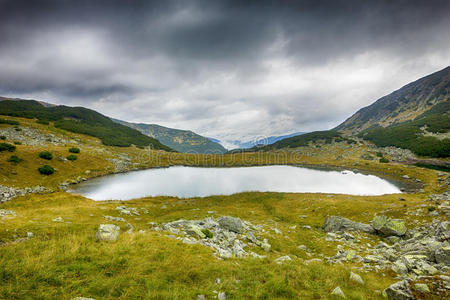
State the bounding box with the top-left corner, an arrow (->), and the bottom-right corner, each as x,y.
0,0 -> 449,145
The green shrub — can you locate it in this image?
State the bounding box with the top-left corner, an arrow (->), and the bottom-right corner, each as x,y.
68,147 -> 80,153
0,136 -> 6,140
379,157 -> 389,163
0,143 -> 16,152
8,155 -> 22,164
0,118 -> 19,125
14,126 -> 21,131
38,165 -> 54,175
13,141 -> 21,145
36,119 -> 49,125
201,229 -> 213,239
39,151 -> 53,160
66,155 -> 77,161
427,206 -> 436,212
376,152 -> 383,157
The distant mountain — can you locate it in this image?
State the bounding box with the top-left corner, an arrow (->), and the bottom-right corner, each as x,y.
216,132 -> 306,149
336,66 -> 450,134
0,98 -> 173,150
113,119 -> 227,154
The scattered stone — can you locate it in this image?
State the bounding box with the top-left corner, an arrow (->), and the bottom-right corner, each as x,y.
323,216 -> 375,233
0,209 -> 16,217
275,255 -> 292,264
52,217 -> 64,222
71,298 -> 96,300
273,228 -> 282,234
26,232 -> 34,238
298,245 -> 307,251
116,206 -> 140,216
435,246 -> 450,265
104,216 -> 126,222
218,291 -> 226,300
95,224 -> 120,241
304,258 -> 322,265
349,272 -> 364,285
331,286 -> 346,298
197,295 -> 206,300
372,216 -> 407,236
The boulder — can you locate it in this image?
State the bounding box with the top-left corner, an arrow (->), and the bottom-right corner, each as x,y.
372,216 -> 407,236
218,216 -> 244,233
95,224 -> 120,241
330,286 -> 346,298
384,280 -> 413,300
322,216 -> 374,233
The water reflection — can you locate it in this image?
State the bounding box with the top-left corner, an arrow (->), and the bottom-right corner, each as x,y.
70,165 -> 401,200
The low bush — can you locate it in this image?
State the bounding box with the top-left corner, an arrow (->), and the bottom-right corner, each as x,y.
201,229 -> 213,239
0,118 -> 19,125
0,136 -> 5,140
0,143 -> 16,152
8,155 -> 22,164
36,119 -> 50,125
66,155 -> 77,161
39,151 -> 53,160
38,165 -> 54,175
14,126 -> 21,131
13,141 -> 21,145
68,147 -> 80,153
379,157 -> 389,163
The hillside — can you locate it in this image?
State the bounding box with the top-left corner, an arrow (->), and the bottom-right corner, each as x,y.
336,66 -> 450,134
113,119 -> 227,154
0,99 -> 172,150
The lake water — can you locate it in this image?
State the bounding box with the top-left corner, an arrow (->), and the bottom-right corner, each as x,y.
69,165 -> 401,200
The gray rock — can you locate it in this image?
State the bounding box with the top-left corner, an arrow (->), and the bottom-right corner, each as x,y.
197,295 -> 206,300
331,286 -> 346,298
322,216 -> 374,233
95,224 -> 120,241
372,216 -> 407,236
116,206 -> 140,216
349,272 -> 364,285
275,255 -> 291,264
218,216 -> 244,233
71,298 -> 96,300
52,217 -> 64,222
384,280 -> 413,300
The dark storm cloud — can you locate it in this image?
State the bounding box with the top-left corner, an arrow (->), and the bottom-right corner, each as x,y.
0,0 -> 449,146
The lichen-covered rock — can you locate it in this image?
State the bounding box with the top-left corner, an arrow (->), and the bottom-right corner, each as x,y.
384,280 -> 413,300
218,216 -> 244,233
435,246 -> 450,265
413,283 -> 430,293
274,255 -> 292,264
372,216 -> 407,236
185,224 -> 206,239
322,216 -> 374,233
95,224 -> 120,241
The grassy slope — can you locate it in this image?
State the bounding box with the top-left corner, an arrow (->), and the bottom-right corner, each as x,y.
0,115 -> 447,299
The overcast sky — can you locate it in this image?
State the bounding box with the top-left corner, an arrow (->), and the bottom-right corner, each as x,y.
0,0 -> 449,146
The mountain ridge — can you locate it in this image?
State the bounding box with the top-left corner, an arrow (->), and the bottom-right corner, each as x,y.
112,119 -> 227,154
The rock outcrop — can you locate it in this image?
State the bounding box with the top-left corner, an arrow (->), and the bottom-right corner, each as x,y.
323,216 -> 375,234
